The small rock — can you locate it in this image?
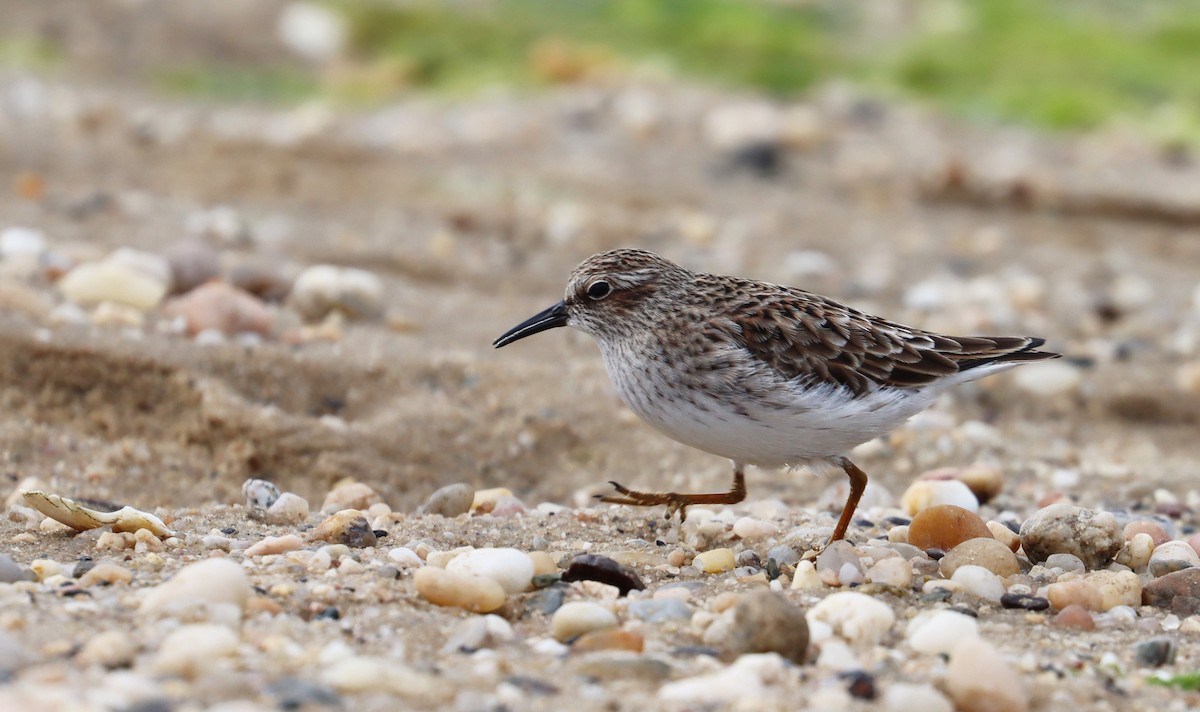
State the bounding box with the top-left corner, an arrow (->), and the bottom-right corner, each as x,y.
1124,521 -> 1170,546
153,623 -> 239,678
309,509 -> 376,548
951,565 -> 1005,602
944,638 -> 1029,712
264,492 -> 310,525
1046,580 -> 1104,611
629,598 -> 692,623
321,481 -> 382,513
141,558 -> 251,615
1044,553 -> 1086,573
908,505 -> 992,551
1051,604 -> 1095,630
1149,540 -> 1200,578
1142,569 -> 1200,615
414,566 -> 506,613
767,544 -> 799,567
445,548 -> 534,595
1086,570 -> 1142,610
906,610 -> 979,656
572,655 -> 671,682
790,560 -> 824,590
245,534 -> 304,557
163,282 -> 273,336
551,601 -> 618,641
816,540 -> 864,583
291,264 -> 384,322
658,652 -> 788,704
1134,637 -> 1176,667
694,548 -> 736,574
901,479 -> 980,515
58,259 -> 168,311
940,537 -> 1020,578
231,262 -> 292,301
883,683 -> 953,712
986,521 -> 1021,552
388,547 -> 423,567
1013,360 -> 1082,397
726,590 -> 809,663
1019,504 -> 1122,570
163,239 -> 220,294
561,554 -> 645,596
950,464 -> 1004,504
76,630 -> 138,669
572,629 -> 644,653
0,554 -> 34,583
1115,532 -> 1155,571
78,562 -> 133,587
807,592 -> 895,644
866,557 -> 913,589
242,479 -> 281,509
319,655 -> 444,698
442,614 -> 514,653
418,483 -> 474,517
1000,593 -> 1049,611
0,226 -> 45,260
733,516 -> 778,539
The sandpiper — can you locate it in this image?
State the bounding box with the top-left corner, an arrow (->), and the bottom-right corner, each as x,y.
494,249 -> 1059,543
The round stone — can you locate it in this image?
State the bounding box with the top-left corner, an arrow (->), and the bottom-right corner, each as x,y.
806,591 -> 895,645
726,590 -> 809,664
265,492 -> 310,525
883,683 -> 953,712
694,548 -> 736,574
1044,553 -> 1086,573
867,557 -> 913,589
951,565 -> 1005,602
732,517 -> 778,540
985,521 -> 1021,552
1019,504 -> 1122,570
78,562 -> 133,587
163,238 -> 220,294
59,259 -> 168,311
309,510 -> 377,548
572,629 -> 645,653
1051,604 -> 1095,630
1148,540 -> 1200,578
245,534 -> 304,557
321,482 -> 382,513
153,624 -> 239,678
0,554 -> 34,584
906,609 -> 979,656
141,558 -> 251,615
944,638 -> 1030,712
414,566 -> 506,613
1085,570 -> 1142,611
551,601 -> 618,641
1124,521 -> 1170,546
163,282 -> 273,336
445,548 -> 534,595
628,598 -> 692,623
418,483 -> 475,517
1046,580 -> 1104,611
291,264 -> 384,322
901,480 -> 980,516
940,537 -> 1020,578
908,505 -> 992,552
1142,569 -> 1200,616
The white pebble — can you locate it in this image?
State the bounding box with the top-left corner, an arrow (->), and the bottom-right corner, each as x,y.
265,492 -> 310,524
951,565 -> 1005,602
278,2 -> 347,62
291,264 -> 383,321
445,547 -> 534,595
388,547 -> 423,567
884,683 -> 954,712
141,558 -> 251,616
906,610 -> 980,656
806,592 -> 895,644
900,479 -> 980,515
733,516 -> 778,540
551,601 -> 617,641
153,624 -> 239,678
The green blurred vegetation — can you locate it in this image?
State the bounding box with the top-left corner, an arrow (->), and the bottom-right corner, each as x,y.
324,0 -> 1200,144
1148,671 -> 1200,691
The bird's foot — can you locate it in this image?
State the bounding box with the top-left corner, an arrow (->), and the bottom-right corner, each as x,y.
596,481 -> 692,522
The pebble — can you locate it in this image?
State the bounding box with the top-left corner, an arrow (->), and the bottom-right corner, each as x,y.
1086,570 -> 1142,610
572,629 -> 645,653
883,683 -> 954,712
733,516 -> 778,539
445,548 -> 534,595
1142,569 -> 1200,615
78,562 -> 133,587
951,565 -> 1005,602
1148,540 -> 1200,578
141,558 -> 251,615
442,614 -> 515,653
767,544 -> 799,567
986,521 -> 1021,552
413,566 -> 506,613
418,483 -> 474,517
1051,604 -> 1095,630
901,479 -> 980,515
1013,360 -> 1082,397
153,623 -> 239,678
561,555 -> 645,596
1046,580 -> 1104,611
231,262 -> 292,301
163,282 -> 273,336
0,554 -> 33,583
658,652 -> 788,704
58,259 -> 168,310
264,492 -> 310,525
572,655 -> 671,683
694,548 -> 736,574
940,537 -> 1020,578
791,560 -> 824,590
319,656 -> 443,698
1019,504 -> 1122,570
1134,637 -> 1176,667
807,592 -> 895,644
1044,553 -> 1086,573
0,226 -> 45,260
944,638 -> 1030,712
906,610 -> 979,656
908,505 -> 992,551
726,590 -> 809,664
76,630 -> 138,669
1124,521 -> 1170,546
321,481 -> 382,513
242,479 -> 281,509
163,238 -> 220,294
245,534 -> 304,557
629,598 -> 692,623
950,464 -> 1004,504
1113,533 -> 1154,571
551,601 -> 618,641
290,264 -> 384,321
388,547 -> 423,567
309,509 -> 377,548
1000,593 -> 1050,611
866,557 -> 913,589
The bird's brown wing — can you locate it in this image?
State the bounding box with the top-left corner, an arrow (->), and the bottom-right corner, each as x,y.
729,288 -> 1058,397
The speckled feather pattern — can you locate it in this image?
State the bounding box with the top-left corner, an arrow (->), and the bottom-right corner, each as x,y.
561,249 -> 1059,468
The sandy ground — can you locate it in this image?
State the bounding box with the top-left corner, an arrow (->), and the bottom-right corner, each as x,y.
3,3 -> 1200,711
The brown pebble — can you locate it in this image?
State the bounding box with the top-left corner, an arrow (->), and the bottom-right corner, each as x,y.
1142,568 -> 1200,616
245,595 -> 283,616
78,562 -> 133,587
561,555 -> 645,597
1046,580 -> 1104,611
1190,534 -> 1200,558
940,537 -> 1021,578
986,521 -> 1021,553
572,629 -> 644,654
322,481 -> 383,513
908,505 -> 992,552
1125,521 -> 1170,546
230,263 -> 292,302
1051,604 -> 1095,630
161,282 -> 273,336
308,509 -> 377,548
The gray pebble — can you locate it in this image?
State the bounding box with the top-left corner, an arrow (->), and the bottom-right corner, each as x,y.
418,483 -> 475,517
0,555 -> 33,584
628,598 -> 692,623
727,590 -> 809,664
1020,504 -> 1122,570
1135,637 -> 1176,667
767,545 -> 799,567
1044,553 -> 1086,573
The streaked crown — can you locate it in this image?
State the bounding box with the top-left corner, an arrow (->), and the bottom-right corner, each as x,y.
564,249 -> 691,338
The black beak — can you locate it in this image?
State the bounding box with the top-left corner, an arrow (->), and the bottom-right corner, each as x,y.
493,301 -> 569,348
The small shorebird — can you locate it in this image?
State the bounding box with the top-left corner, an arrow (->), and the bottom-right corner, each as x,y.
494,249 -> 1058,543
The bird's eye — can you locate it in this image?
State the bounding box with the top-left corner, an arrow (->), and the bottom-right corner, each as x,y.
586,280 -> 612,300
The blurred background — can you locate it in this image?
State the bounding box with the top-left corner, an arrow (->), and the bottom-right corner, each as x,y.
1,0 -> 1199,513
